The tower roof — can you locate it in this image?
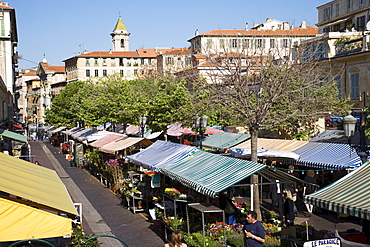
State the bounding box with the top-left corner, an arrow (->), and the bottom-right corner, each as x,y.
113,17 -> 127,31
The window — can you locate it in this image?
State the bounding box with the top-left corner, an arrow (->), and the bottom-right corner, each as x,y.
347,0 -> 351,13
111,59 -> 115,67
166,57 -> 173,65
103,70 -> 107,76
357,16 -> 366,31
232,39 -> 238,48
257,39 -> 263,48
119,58 -> 124,66
120,70 -> 124,76
120,39 -> 125,48
85,59 -> 90,66
243,39 -> 250,48
0,18 -> 4,36
360,0 -> 364,8
283,39 -> 289,48
220,39 -> 225,49
95,70 -> 99,77
207,39 -> 212,48
94,59 -> 98,66
103,58 -> 107,66
335,3 -> 340,17
350,73 -> 360,100
335,75 -> 342,98
86,69 -> 90,77
270,39 -> 276,48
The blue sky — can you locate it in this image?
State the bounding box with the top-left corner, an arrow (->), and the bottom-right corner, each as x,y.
11,0 -> 326,69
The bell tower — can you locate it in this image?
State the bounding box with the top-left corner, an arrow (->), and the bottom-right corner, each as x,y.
111,17 -> 130,51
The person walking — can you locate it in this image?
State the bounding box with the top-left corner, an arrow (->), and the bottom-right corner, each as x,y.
303,170 -> 317,217
283,189 -> 295,226
269,179 -> 283,219
165,231 -> 187,247
243,211 -> 265,247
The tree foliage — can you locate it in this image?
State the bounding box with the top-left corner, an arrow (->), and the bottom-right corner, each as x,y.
45,76 -> 223,130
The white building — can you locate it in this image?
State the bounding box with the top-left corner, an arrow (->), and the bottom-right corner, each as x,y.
0,1 -> 17,121
188,18 -> 318,61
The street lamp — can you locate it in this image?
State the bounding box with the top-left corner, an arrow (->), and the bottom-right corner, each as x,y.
195,115 -> 208,149
138,116 -> 147,138
342,111 -> 357,138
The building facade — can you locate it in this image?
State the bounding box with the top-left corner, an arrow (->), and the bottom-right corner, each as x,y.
311,0 -> 370,108
64,18 -> 189,82
188,18 -> 318,61
317,0 -> 370,33
0,1 -> 17,121
36,61 -> 65,123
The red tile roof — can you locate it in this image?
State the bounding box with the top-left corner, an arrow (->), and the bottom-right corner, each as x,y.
40,62 -> 65,73
196,26 -> 318,37
22,72 -> 37,76
77,51 -> 139,58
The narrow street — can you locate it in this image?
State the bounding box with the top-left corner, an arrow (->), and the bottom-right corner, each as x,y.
29,140 -> 165,247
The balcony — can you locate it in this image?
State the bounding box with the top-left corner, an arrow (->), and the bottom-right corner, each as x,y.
335,37 -> 363,56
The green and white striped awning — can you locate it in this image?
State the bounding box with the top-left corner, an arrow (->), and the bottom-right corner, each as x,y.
304,161 -> 370,220
157,150 -> 266,198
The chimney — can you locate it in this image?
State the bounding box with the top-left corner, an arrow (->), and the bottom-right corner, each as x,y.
245,22 -> 249,31
301,21 -> 307,29
266,18 -> 271,22
109,49 -> 112,54
253,23 -> 258,27
195,29 -> 199,36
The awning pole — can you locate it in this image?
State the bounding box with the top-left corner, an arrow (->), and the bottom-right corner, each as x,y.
250,184 -> 254,211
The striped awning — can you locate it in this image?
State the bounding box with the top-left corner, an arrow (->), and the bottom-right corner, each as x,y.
127,140 -> 198,170
49,126 -> 67,134
290,142 -> 362,169
158,151 -> 266,198
99,137 -> 152,154
201,132 -> 251,151
304,161 -> 370,220
76,129 -> 99,141
71,128 -> 91,139
232,138 -> 308,151
89,133 -> 125,148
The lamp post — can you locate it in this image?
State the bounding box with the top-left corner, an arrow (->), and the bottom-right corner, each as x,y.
195,115 -> 208,149
138,116 -> 147,138
342,111 -> 357,139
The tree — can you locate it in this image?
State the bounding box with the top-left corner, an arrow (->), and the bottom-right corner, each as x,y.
191,37 -> 350,219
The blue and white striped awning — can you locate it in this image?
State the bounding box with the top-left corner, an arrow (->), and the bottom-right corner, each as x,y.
158,151 -> 266,198
291,142 -> 361,169
127,140 -> 198,170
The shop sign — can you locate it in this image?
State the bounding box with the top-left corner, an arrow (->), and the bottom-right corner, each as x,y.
303,238 -> 340,247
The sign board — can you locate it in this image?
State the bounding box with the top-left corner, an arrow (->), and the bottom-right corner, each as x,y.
73,202 -> 82,225
303,238 -> 340,247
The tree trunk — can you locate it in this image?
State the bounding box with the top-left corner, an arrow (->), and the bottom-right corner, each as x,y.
250,124 -> 262,220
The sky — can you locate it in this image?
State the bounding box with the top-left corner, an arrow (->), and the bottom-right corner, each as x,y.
10,0 -> 327,70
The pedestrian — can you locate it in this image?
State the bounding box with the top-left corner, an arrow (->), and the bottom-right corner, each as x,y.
219,193 -> 238,225
269,179 -> 283,219
165,231 -> 187,247
243,211 -> 265,247
283,189 -> 295,226
303,170 -> 317,217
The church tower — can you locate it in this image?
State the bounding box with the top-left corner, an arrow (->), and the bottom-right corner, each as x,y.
111,17 -> 130,51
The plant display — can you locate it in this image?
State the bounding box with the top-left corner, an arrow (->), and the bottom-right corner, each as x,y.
185,232 -> 224,247
121,177 -> 140,202
236,202 -> 251,216
105,159 -> 122,192
163,217 -> 185,231
165,187 -> 187,199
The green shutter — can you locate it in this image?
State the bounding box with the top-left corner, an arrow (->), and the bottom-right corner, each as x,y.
0,19 -> 5,36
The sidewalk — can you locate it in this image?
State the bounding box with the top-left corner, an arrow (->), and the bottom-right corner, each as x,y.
30,140 -> 165,247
